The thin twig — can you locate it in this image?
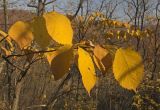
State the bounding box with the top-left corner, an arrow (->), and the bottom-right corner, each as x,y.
1,55 -> 24,71
45,0 -> 56,6
6,49 -> 56,58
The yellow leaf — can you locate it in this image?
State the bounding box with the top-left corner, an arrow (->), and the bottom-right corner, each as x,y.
49,45 -> 73,80
136,29 -> 141,37
8,21 -> 33,49
123,23 -> 130,28
0,36 -> 14,53
6,37 -> 14,51
45,48 -> 57,64
31,11 -> 73,48
93,45 -> 112,74
113,48 -> 144,91
93,55 -> 105,71
44,12 -> 73,44
106,31 -> 114,38
31,16 -> 52,48
77,16 -> 84,22
0,29 -> 8,37
78,47 -> 97,94
119,30 -> 126,38
0,35 -> 3,41
1,46 -> 11,56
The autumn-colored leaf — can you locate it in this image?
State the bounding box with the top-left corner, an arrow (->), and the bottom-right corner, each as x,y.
44,12 -> 73,44
0,29 -> 8,38
8,21 -> 33,49
113,48 -> 144,91
78,47 -> 97,94
0,35 -> 3,42
31,16 -> 52,48
45,48 -> 56,65
1,46 -> 11,56
49,45 -> 73,80
31,11 -> 73,48
93,45 -> 112,74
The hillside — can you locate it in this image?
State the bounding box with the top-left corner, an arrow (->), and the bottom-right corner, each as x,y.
0,9 -> 35,30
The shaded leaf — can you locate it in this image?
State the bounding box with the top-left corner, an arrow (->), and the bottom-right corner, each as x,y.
31,16 -> 52,48
49,45 -> 73,80
8,21 -> 33,49
93,45 -> 112,74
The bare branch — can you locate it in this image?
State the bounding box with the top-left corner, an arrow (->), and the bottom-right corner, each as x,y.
1,55 -> 24,71
6,49 -> 56,58
45,0 -> 56,6
71,0 -> 84,20
27,4 -> 38,8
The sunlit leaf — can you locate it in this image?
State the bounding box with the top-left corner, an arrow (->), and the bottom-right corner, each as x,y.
45,48 -> 56,64
31,11 -> 73,48
78,47 -> 97,94
8,21 -> 33,49
113,48 -> 144,91
93,45 -> 112,74
49,45 -> 73,80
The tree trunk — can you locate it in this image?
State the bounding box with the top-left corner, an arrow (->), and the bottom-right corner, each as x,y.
12,81 -> 23,110
37,0 -> 45,16
3,0 -> 8,32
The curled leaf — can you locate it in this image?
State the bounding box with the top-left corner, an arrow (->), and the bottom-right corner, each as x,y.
93,45 -> 112,74
48,45 -> 73,80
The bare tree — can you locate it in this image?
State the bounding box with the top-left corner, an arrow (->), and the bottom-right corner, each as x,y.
2,0 -> 8,32
28,0 -> 56,16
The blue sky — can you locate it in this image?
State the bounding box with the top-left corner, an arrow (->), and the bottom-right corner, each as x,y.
9,0 -> 137,21
6,0 -> 122,13
1,0 -> 157,21
0,0 -> 131,21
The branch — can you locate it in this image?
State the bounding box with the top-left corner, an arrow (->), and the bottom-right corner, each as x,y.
45,0 -> 56,6
26,104 -> 47,109
0,35 -> 8,43
27,4 -> 38,8
99,0 -> 105,12
44,73 -> 71,109
17,57 -> 42,83
1,55 -> 24,71
109,1 -> 122,18
71,0 -> 84,20
6,49 -> 56,58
